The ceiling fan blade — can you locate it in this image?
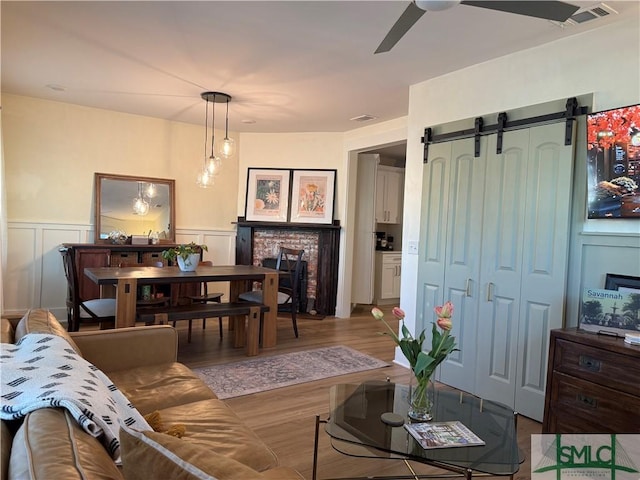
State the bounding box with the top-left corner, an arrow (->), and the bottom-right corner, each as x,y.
460,1 -> 579,22
375,2 -> 426,54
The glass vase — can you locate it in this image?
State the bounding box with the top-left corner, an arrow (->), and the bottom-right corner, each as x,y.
408,374 -> 433,422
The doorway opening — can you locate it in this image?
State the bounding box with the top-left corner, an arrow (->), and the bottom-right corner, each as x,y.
350,141 -> 407,312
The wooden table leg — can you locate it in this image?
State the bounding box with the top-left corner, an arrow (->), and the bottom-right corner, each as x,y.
115,278 -> 138,328
245,306 -> 261,356
229,280 -> 246,346
261,272 -> 278,348
233,316 -> 246,348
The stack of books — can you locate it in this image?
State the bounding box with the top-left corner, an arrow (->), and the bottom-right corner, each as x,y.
624,332 -> 640,345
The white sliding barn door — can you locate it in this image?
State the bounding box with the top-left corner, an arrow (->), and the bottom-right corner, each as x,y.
476,122 -> 574,421
417,121 -> 574,421
417,138 -> 485,394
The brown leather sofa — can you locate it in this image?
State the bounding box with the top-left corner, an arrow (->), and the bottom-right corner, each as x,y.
1,309 -> 305,480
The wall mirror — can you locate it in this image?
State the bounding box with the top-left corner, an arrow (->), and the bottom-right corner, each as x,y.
94,173 -> 175,242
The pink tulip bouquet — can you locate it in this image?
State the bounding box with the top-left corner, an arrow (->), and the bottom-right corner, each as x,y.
371,302 -> 457,420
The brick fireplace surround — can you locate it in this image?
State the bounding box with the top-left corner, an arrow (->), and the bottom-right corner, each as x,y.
235,219 -> 340,316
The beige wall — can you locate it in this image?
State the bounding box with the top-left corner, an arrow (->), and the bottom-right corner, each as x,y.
236,132 -> 344,221
3,94 -> 239,231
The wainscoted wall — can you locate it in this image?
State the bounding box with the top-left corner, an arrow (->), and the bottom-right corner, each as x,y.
4,221 -> 237,318
565,232 -> 640,328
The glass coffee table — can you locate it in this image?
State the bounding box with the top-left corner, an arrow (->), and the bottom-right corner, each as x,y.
312,380 -> 521,480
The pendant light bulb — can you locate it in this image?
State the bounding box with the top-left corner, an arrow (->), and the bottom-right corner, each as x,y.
219,137 -> 235,158
219,96 -> 235,158
145,183 -> 157,198
196,167 -> 215,188
133,183 -> 150,215
204,154 -> 223,177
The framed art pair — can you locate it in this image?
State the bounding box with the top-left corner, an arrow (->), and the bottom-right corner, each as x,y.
244,168 -> 336,224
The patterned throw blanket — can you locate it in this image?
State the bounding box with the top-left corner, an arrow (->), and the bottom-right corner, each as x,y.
1,333 -> 150,463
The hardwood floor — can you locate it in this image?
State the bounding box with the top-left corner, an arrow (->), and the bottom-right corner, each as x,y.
176,305 -> 541,480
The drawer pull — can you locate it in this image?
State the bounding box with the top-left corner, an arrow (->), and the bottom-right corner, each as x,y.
576,394 -> 597,408
579,355 -> 602,372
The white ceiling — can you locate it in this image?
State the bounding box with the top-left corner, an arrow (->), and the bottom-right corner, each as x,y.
2,1 -> 637,134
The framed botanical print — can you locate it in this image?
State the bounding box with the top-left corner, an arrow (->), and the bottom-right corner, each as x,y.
244,168 -> 291,222
290,169 -> 336,224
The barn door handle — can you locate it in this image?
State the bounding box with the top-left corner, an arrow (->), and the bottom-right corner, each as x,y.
486,282 -> 494,302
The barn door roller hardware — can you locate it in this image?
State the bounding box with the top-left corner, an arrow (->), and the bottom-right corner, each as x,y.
421,97 -> 587,162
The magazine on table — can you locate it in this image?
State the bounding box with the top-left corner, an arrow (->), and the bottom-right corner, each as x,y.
404,421 -> 485,449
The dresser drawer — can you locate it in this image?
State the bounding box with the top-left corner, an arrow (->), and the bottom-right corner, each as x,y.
110,251 -> 140,266
381,254 -> 402,265
549,372 -> 640,433
553,339 -> 640,397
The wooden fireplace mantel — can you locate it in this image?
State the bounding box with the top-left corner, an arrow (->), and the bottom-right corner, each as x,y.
234,218 -> 340,316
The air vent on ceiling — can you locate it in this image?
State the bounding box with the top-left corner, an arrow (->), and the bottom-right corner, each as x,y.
350,114 -> 377,122
553,3 -> 618,27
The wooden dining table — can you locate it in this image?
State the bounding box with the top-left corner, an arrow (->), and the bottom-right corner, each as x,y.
84,264 -> 280,348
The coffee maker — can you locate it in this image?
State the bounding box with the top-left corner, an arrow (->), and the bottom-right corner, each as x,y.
375,232 -> 386,250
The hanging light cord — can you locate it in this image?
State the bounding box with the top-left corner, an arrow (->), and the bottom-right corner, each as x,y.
203,96 -> 209,163
225,98 -> 230,140
210,93 -> 216,158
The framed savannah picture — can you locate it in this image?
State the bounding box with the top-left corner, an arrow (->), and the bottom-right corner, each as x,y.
245,168 -> 291,222
290,169 -> 336,224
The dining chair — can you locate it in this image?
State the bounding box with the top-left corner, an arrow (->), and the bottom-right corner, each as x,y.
184,261 -> 225,340
60,247 -> 116,332
239,247 -> 304,338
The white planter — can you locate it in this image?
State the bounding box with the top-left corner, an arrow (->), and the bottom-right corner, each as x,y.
177,253 -> 200,272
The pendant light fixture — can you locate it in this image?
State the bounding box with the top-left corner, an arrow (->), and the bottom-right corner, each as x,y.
133,182 -> 150,216
218,95 -> 235,158
196,91 -> 232,188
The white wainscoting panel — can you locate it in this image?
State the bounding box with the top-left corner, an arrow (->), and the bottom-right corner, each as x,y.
4,222 -> 236,318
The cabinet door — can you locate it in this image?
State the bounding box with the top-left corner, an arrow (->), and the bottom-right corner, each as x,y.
385,169 -> 404,224
380,262 -> 397,299
375,167 -> 404,224
375,171 -> 386,223
391,263 -> 401,298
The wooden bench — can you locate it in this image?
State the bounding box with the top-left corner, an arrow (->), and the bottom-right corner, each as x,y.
137,302 -> 269,356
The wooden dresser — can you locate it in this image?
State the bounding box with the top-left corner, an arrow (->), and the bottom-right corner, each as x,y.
60,243 -> 184,301
542,328 -> 640,433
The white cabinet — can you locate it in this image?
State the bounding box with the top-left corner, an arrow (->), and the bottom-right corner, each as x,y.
375,166 -> 404,224
375,252 -> 402,304
416,121 -> 574,421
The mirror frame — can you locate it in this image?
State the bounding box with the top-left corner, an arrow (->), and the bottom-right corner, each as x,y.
94,172 -> 176,243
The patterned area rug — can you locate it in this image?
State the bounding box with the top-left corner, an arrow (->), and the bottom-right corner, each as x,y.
193,346 -> 389,399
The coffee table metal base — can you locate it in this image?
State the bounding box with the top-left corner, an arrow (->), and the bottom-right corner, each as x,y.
311,415 -> 484,480
313,381 -> 521,480
313,415 -> 512,480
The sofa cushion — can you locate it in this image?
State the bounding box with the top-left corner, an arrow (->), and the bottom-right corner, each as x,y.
260,467 -> 305,480
2,421 -> 14,480
8,408 -> 123,480
119,425 -> 304,480
14,309 -> 81,355
1,318 -> 15,344
155,399 -> 279,473
107,363 -> 217,415
120,424 -> 259,480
